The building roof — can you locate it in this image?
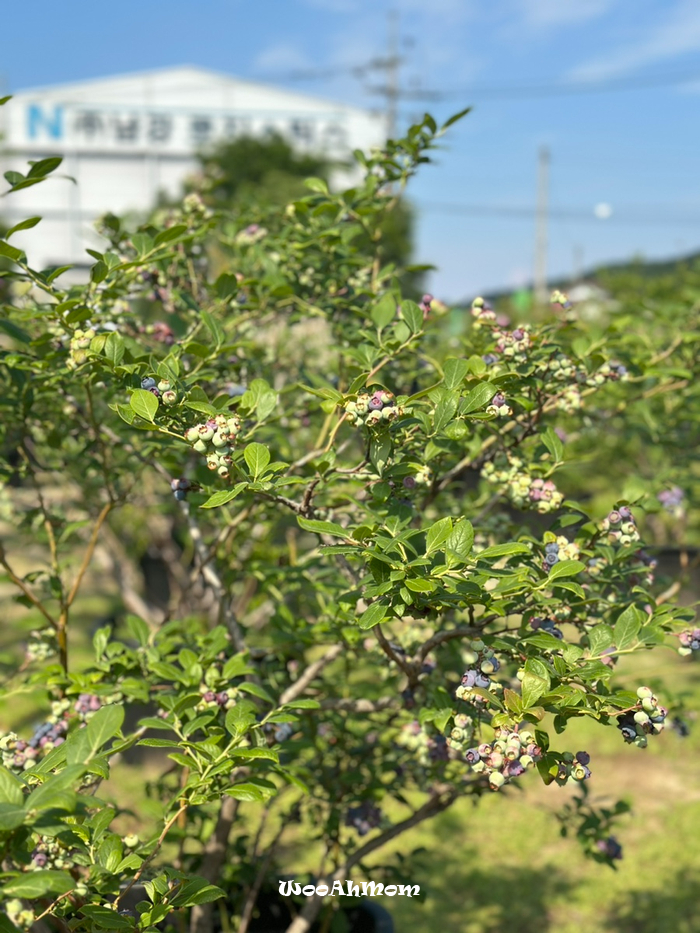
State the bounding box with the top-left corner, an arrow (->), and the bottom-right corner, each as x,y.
10,65 -> 375,119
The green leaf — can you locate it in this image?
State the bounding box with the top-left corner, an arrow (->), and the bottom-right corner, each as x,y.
200,483 -> 247,509
80,906 -> 132,930
446,520 -> 474,562
369,433 -> 392,473
442,106 -> 472,130
171,879 -> 226,907
433,394 -> 458,433
461,382 -> 497,414
476,543 -> 530,560
154,224 -> 188,246
371,293 -> 396,329
425,517 -> 452,555
297,517 -> 350,539
103,332 -> 124,366
280,698 -> 320,710
547,560 -> 585,581
5,216 -> 41,238
0,767 -> 23,807
541,427 -> 564,462
614,605 -> 644,651
404,577 -> 437,593
1,871 -> 73,898
443,358 -> 469,390
400,300 -> 423,333
244,443 -> 271,479
66,705 -> 124,764
358,602 -> 388,630
224,783 -> 266,802
224,702 -> 257,737
0,242 -> 24,263
238,682 -> 274,704
25,765 -> 86,810
0,803 -> 25,831
588,624 -> 614,656
521,671 -> 550,708
27,156 -> 62,179
231,747 -> 279,762
129,388 -> 159,422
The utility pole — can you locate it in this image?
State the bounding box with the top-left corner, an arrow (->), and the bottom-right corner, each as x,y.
385,10 -> 400,140
534,145 -> 550,305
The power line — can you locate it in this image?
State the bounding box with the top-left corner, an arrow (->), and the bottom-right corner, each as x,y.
260,60 -> 700,103
417,202 -> 700,227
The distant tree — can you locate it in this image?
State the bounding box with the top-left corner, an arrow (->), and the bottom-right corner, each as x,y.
194,133 -> 424,295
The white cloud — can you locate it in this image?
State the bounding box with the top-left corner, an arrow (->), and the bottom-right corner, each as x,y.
516,0 -> 615,29
568,0 -> 700,81
301,0 -> 360,12
253,43 -> 313,74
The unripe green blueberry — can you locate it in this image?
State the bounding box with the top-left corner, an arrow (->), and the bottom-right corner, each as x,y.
198,425 -> 215,441
471,639 -> 485,651
185,427 -> 199,443
212,432 -> 228,448
634,735 -> 648,748
193,439 -> 207,454
641,697 -> 657,713
520,754 -> 534,768
634,711 -> 650,725
636,686 -> 653,700
157,379 -> 171,393
480,660 -> 496,674
562,751 -> 574,763
217,465 -> 230,478
489,771 -> 505,789
162,390 -> 178,406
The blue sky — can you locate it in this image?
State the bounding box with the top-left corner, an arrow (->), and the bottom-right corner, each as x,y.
4,0 -> 700,300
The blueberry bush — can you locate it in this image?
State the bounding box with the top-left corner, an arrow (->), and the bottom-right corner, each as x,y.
0,98 -> 698,933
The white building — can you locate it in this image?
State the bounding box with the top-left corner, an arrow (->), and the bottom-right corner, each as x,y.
0,66 -> 386,271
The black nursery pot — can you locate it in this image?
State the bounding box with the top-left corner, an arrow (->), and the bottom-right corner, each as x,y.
245,893 -> 394,933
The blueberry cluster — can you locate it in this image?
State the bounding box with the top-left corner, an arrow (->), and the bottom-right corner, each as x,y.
455,640 -> 502,703
397,721 -> 451,766
465,727 -> 543,790
5,899 -> 35,930
419,293 -> 434,320
678,628 -> 700,657
601,506 -> 640,546
184,414 -> 242,479
25,628 -> 58,662
470,296 -> 497,327
658,486 -> 685,516
197,685 -> 239,712
140,376 -> 178,407
67,328 -> 96,369
556,385 -> 583,414
0,714 -> 70,772
482,456 -> 564,513
235,223 -> 268,245
486,392 -> 512,418
553,750 -> 592,785
344,387 -> 402,429
493,326 -> 532,362
446,713 -> 475,756
541,534 -> 580,572
345,800 -> 382,836
75,693 -> 102,720
142,321 -> 175,345
31,837 -> 72,871
598,361 -> 629,382
530,616 -> 564,640
617,686 -> 667,748
170,477 -> 191,501
401,466 -> 431,491
597,836 -> 623,860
